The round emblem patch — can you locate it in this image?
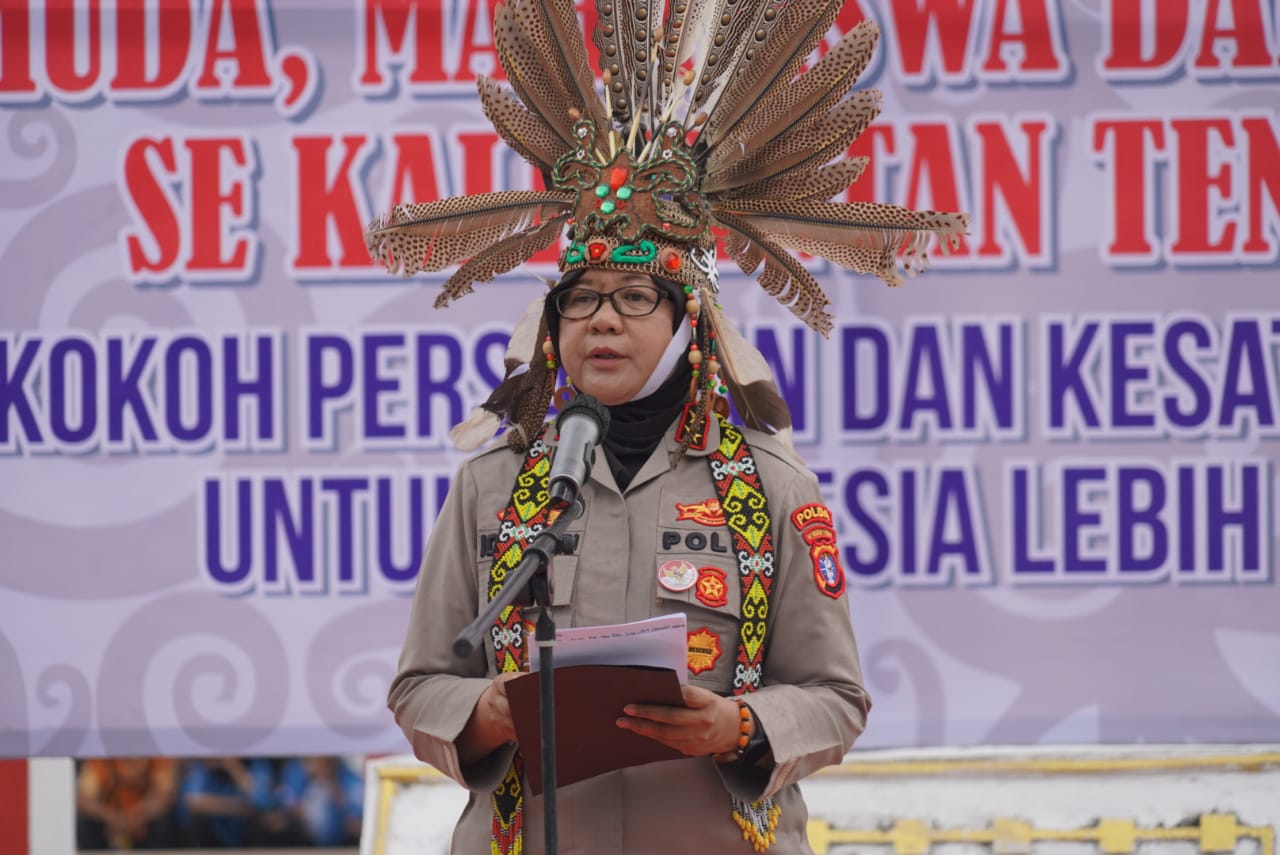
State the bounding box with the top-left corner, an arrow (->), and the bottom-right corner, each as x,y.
695,566 -> 729,608
657,559 -> 698,592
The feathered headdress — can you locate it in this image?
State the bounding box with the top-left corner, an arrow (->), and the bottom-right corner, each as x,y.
366,0 -> 969,451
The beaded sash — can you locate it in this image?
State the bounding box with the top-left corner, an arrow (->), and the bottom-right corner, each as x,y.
705,416 -> 781,851
486,430 -> 555,854
486,416 -> 779,853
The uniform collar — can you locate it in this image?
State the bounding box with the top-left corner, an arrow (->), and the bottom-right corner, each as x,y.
575,408 -> 722,495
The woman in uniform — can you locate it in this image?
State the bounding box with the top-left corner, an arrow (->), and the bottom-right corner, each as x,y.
368,0 -> 966,850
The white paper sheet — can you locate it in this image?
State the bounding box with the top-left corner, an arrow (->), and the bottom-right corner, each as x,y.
527,613 -> 689,685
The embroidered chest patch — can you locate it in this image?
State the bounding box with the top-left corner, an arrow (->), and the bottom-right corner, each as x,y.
686,627 -> 722,674
695,566 -> 729,608
675,498 -> 726,527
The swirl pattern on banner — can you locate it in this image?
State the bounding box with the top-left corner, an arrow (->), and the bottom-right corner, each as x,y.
306,601 -> 408,739
865,638 -> 946,746
35,664 -> 92,756
899,587 -> 1280,743
96,592 -> 289,755
0,109 -> 76,207
1,185 -> 133,327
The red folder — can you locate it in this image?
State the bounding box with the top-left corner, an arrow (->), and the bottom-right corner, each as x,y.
506,664 -> 688,794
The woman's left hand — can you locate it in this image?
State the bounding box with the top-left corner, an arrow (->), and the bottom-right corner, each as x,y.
617,685 -> 744,757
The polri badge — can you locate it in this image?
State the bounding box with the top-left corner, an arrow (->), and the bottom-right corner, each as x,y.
695,566 -> 729,608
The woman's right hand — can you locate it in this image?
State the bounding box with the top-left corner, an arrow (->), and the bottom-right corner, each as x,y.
457,672 -> 522,764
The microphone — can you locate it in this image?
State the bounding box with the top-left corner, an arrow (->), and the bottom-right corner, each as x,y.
548,395 -> 610,510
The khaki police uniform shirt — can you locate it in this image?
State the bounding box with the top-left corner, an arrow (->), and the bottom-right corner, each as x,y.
389,417 -> 870,854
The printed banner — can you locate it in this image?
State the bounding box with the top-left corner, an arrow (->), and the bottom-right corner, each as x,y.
1,0 -> 1277,758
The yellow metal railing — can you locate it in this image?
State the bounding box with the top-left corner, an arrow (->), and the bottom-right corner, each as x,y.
807,814 -> 1274,855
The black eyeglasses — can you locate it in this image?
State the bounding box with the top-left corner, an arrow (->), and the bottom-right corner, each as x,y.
553,285 -> 670,319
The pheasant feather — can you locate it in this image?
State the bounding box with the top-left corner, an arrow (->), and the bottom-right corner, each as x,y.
710,19 -> 879,161
437,214 -> 571,308
704,292 -> 793,435
450,296 -> 548,450
716,210 -> 834,335
364,191 -> 574,278
478,76 -> 569,175
718,199 -> 971,287
494,0 -> 606,148
700,0 -> 843,146
535,0 -> 610,132
705,89 -> 881,192
593,0 -> 634,125
735,155 -> 868,203
688,0 -> 787,115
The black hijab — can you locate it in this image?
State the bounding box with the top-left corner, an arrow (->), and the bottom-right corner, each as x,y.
601,357 -> 693,490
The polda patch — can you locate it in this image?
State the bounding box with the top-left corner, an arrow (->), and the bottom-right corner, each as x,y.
686,627 -> 722,674
790,502 -> 834,533
797,520 -> 845,598
694,566 -> 729,608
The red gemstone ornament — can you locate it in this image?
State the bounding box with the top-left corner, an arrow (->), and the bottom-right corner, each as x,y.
588,242 -> 607,260
609,166 -> 628,189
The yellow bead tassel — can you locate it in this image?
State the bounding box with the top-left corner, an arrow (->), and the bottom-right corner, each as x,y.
732,798 -> 780,852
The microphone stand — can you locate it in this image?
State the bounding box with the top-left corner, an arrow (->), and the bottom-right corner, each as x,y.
454,500 -> 581,855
